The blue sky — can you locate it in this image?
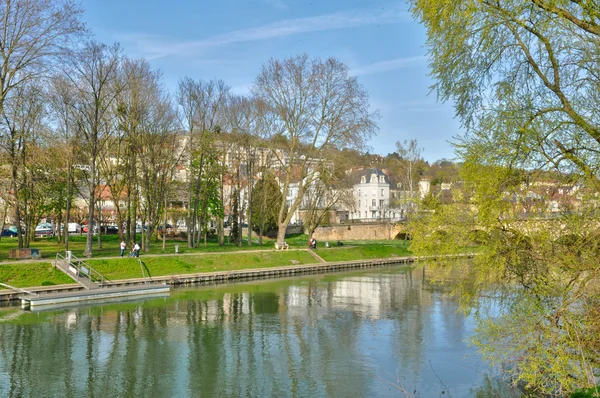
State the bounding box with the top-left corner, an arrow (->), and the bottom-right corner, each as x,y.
80,0 -> 461,162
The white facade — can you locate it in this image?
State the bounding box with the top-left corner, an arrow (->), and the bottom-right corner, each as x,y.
343,168 -> 404,222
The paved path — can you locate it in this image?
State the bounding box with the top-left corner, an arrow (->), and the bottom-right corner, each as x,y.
0,246 -> 320,266
307,249 -> 326,263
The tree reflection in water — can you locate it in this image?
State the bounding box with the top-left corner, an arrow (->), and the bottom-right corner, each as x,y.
0,266 -> 512,397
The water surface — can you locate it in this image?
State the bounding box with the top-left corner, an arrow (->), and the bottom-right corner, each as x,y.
0,266 -> 500,397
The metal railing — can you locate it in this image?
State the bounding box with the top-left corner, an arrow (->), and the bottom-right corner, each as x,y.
0,282 -> 39,297
138,259 -> 150,284
55,252 -> 107,289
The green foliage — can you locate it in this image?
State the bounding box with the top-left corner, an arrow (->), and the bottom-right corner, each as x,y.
249,174 -> 284,237
230,189 -> 240,243
407,159 -> 600,395
571,386 -> 600,398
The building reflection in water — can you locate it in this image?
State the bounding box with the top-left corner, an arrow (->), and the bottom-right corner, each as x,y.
0,266 -> 494,397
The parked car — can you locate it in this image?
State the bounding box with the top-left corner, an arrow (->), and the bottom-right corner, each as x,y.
103,225 -> 119,234
68,222 -> 82,234
1,226 -> 18,237
82,222 -> 97,233
35,223 -> 54,237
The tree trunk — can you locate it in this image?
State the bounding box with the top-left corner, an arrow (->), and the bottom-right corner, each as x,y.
276,223 -> 287,246
84,161 -> 95,258
246,160 -> 253,247
64,163 -> 72,252
162,195 -> 167,251
95,196 -> 103,251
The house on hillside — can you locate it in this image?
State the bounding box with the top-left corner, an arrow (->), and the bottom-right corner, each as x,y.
339,168 -> 404,222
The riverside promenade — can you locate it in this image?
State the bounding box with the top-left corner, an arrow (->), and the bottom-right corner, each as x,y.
0,248 -> 419,304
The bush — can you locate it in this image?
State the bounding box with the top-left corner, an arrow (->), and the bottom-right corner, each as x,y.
571,386 -> 600,398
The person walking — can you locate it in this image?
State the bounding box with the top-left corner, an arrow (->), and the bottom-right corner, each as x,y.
133,242 -> 140,258
120,240 -> 127,257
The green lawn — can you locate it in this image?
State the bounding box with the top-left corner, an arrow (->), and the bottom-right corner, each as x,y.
86,250 -> 318,281
315,240 -> 412,262
0,233 -> 285,261
0,262 -> 75,288
0,233 -> 414,288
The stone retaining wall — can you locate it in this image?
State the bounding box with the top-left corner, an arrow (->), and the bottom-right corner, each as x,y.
312,223 -> 405,242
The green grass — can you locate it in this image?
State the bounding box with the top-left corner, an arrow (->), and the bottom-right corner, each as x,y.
86,250 -> 317,280
0,262 -> 75,288
0,233 -> 416,288
315,240 -> 412,262
0,233 -> 285,261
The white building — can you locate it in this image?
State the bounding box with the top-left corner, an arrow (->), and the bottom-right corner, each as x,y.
345,168 -> 404,221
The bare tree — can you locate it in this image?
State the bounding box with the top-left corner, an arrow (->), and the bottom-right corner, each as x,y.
67,41 -> 122,257
0,0 -> 85,110
176,78 -> 228,248
225,94 -> 266,246
130,64 -> 181,252
252,54 -> 378,245
395,139 -> 423,219
0,0 -> 84,248
0,83 -> 46,248
112,58 -> 159,245
48,73 -> 78,251
302,176 -> 354,238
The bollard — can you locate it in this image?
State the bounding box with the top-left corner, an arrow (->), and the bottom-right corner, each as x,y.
175,244 -> 179,253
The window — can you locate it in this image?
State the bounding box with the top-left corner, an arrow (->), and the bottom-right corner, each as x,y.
358,189 -> 361,197
381,189 -> 384,196
372,199 -> 376,207
371,211 -> 376,218
379,200 -> 384,207
380,176 -> 385,183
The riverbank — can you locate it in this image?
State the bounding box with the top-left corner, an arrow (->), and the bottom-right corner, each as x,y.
0,255 -> 418,303
0,240 -> 413,299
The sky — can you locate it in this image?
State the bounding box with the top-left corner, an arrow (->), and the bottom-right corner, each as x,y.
79,0 -> 462,162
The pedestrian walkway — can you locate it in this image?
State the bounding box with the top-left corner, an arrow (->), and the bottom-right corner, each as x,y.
307,249 -> 326,263
0,246 -> 322,266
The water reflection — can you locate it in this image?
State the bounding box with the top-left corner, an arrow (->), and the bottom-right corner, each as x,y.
0,266 -> 503,397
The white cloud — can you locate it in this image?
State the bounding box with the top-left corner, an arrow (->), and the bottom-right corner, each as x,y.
350,56 -> 427,76
119,6 -> 409,59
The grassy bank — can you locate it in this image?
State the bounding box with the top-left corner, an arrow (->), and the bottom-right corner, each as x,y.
0,232 -> 327,261
0,262 -> 75,288
0,236 -> 413,288
87,250 -> 318,281
316,241 -> 411,262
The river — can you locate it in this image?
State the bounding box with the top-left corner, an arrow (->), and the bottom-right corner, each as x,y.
0,265 -> 512,397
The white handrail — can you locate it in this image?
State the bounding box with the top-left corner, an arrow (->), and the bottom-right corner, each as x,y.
0,282 -> 39,297
56,252 -> 107,288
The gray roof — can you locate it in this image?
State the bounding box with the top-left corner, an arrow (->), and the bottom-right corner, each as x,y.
350,168 -> 390,185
